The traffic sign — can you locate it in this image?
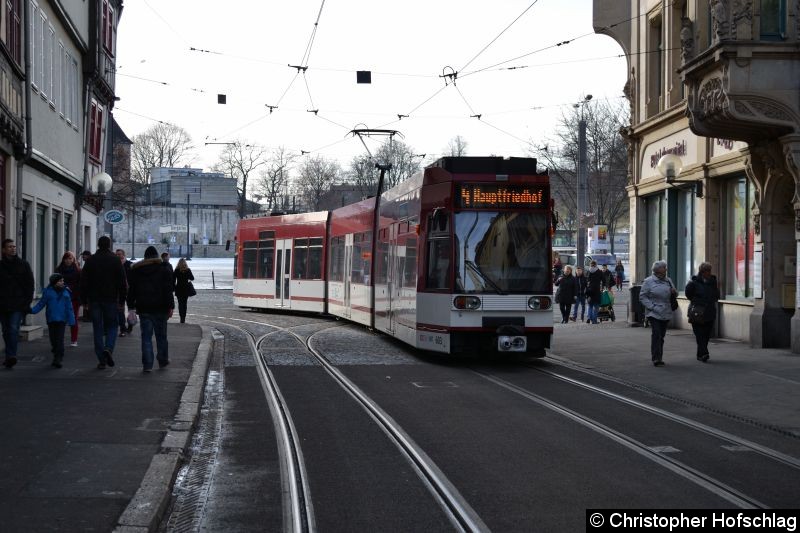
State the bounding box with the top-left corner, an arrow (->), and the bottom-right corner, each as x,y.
104,209 -> 125,224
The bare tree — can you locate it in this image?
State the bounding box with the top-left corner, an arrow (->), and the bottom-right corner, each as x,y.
376,139 -> 422,189
296,155 -> 340,211
252,147 -> 296,213
211,141 -> 268,218
534,98 -> 630,248
346,153 -> 379,198
445,135 -> 468,156
130,123 -> 194,184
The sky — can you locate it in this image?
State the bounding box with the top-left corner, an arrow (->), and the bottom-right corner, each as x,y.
113,0 -> 629,174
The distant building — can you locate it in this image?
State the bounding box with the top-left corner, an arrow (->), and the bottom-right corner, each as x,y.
111,167 -> 239,255
317,184 -> 368,211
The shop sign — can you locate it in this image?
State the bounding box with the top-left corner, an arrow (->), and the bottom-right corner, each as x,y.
641,130 -> 700,181
103,209 -> 125,225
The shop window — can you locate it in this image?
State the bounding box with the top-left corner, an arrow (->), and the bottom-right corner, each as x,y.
724,177 -> 755,298
644,193 -> 666,276
675,189 -> 695,291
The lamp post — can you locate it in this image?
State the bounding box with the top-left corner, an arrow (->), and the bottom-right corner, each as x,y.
575,94 -> 592,268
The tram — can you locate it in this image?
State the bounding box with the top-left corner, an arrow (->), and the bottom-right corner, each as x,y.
233,156 -> 554,356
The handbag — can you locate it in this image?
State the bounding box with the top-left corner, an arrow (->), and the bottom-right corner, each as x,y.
554,285 -> 562,304
687,302 -> 707,323
668,280 -> 679,311
186,281 -> 197,297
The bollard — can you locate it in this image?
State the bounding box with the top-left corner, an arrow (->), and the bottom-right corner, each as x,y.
212,271 -> 216,290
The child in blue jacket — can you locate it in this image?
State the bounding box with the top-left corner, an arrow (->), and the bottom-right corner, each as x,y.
30,273 -> 76,368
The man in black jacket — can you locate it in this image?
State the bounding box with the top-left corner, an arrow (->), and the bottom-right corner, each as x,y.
127,246 -> 175,372
115,249 -> 134,336
0,239 -> 34,368
80,236 -> 127,369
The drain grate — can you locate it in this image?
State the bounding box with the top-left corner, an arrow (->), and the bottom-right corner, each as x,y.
164,334 -> 225,532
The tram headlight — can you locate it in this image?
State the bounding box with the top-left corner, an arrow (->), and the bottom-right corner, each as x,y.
528,296 -> 552,310
453,295 -> 482,310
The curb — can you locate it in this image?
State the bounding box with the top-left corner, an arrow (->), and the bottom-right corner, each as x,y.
113,326 -> 216,532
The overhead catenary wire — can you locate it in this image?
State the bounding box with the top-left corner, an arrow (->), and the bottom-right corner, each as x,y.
119,2 -> 659,164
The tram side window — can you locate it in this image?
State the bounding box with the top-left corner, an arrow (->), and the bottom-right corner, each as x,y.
307,238 -> 323,279
427,239 -> 450,290
376,239 -> 389,284
329,236 -> 344,282
351,231 -> 372,284
257,240 -> 274,278
242,241 -> 258,279
293,239 -> 309,279
404,237 -> 417,288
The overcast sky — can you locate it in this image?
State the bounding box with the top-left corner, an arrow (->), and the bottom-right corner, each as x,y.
114,0 -> 628,172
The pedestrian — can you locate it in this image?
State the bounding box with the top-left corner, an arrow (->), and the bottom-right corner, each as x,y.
0,239 -> 34,369
614,259 -> 625,292
55,251 -> 81,346
684,262 -> 720,363
585,260 -> 604,324
161,251 -> 174,272
115,249 -> 133,337
80,236 -> 127,369
79,250 -> 93,322
127,246 -> 175,372
29,273 -> 75,368
554,265 -> 578,323
173,257 -> 195,323
571,266 -> 587,322
600,264 -> 616,291
552,253 -> 563,281
639,260 -> 677,367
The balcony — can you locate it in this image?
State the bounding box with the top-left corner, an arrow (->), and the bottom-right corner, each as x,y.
679,3 -> 800,143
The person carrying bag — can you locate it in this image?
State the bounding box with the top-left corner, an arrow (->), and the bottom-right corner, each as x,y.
173,258 -> 195,323
684,262 -> 720,362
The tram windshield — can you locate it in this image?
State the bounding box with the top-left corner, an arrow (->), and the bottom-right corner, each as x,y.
454,211 -> 550,294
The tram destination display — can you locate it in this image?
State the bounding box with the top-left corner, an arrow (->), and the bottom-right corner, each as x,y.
456,183 -> 548,209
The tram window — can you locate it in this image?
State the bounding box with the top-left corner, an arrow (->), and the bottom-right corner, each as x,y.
233,253 -> 238,277
307,244 -> 323,279
293,246 -> 308,279
258,230 -> 275,239
404,237 -> 417,288
376,241 -> 389,284
242,249 -> 258,279
429,210 -> 449,235
427,239 -> 450,289
329,237 -> 344,282
257,240 -> 274,278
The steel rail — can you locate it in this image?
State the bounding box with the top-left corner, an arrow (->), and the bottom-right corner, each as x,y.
191,315 -> 315,533
475,371 -> 768,509
532,363 -> 800,470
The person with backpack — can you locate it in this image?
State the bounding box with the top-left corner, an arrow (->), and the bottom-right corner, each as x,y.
29,273 -> 76,368
127,246 -> 175,372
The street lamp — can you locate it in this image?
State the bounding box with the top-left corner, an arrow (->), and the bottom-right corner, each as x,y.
656,153 -> 682,183
91,171 -> 113,195
575,94 -> 592,267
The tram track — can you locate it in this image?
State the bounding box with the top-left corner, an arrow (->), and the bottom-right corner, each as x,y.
191,312 -> 489,533
473,370 -> 769,509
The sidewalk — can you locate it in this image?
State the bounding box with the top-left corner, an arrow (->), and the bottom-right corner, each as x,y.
0,319 -> 213,532
550,292 -> 800,438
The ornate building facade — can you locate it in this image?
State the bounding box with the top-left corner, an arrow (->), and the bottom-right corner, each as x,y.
594,0 -> 800,351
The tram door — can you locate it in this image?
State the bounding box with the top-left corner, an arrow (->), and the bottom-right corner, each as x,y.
342,234 -> 353,318
386,223 -> 400,333
274,239 -> 292,308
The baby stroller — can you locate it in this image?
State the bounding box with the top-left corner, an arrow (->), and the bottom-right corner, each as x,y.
597,289 -> 616,322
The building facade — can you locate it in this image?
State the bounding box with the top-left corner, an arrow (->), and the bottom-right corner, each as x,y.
0,0 -> 122,292
594,0 -> 800,351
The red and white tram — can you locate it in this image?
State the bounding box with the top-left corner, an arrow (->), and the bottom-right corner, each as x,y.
233,156 -> 554,356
